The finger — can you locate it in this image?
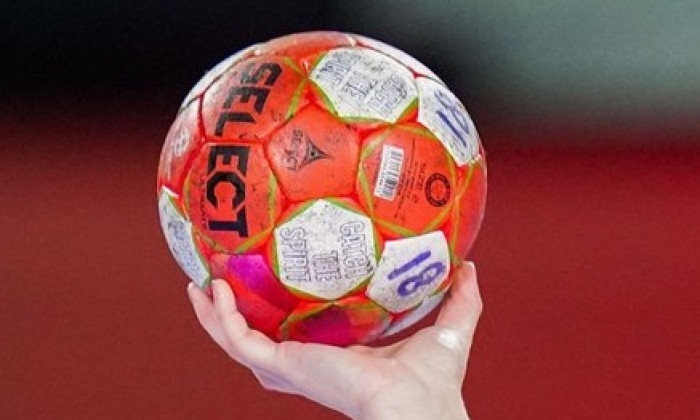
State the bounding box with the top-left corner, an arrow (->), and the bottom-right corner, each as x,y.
187,282 -> 228,350
435,262 -> 483,337
209,279 -> 279,370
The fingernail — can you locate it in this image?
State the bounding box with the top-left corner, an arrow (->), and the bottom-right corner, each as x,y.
186,282 -> 201,301
455,261 -> 477,297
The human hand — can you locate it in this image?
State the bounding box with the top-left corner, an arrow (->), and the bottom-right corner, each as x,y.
187,262 -> 482,420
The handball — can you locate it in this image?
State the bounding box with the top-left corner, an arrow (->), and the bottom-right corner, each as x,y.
157,31 -> 486,346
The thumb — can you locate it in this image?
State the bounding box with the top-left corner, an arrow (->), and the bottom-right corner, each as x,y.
435,262 -> 483,340
397,262 -> 482,380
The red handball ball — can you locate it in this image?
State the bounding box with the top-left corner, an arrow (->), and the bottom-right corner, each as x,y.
157,31 -> 487,346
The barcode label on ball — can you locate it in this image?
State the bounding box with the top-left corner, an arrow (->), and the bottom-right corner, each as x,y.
374,145 -> 404,201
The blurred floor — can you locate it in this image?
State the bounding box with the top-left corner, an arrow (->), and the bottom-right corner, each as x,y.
1,107 -> 699,419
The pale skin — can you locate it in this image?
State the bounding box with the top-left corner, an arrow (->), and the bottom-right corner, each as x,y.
187,262 -> 482,420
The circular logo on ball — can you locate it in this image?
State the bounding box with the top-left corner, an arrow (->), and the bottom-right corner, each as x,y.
425,173 -> 451,207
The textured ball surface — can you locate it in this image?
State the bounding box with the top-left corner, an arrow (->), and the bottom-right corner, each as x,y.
157,31 -> 487,346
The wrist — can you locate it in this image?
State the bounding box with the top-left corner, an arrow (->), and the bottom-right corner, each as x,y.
359,385 -> 468,420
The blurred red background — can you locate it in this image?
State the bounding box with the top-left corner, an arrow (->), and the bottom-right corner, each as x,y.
2,1 -> 699,418
2,107 -> 698,419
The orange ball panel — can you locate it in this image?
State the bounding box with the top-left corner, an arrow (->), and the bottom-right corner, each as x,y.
157,101 -> 204,193
266,105 -> 360,201
257,31 -> 355,70
357,125 -> 457,237
184,143 -> 283,252
201,56 -> 307,142
443,158 -> 487,260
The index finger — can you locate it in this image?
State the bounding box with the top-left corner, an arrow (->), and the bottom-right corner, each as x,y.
189,279 -> 279,371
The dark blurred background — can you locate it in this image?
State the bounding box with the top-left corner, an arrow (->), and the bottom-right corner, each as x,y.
2,1 -> 699,419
